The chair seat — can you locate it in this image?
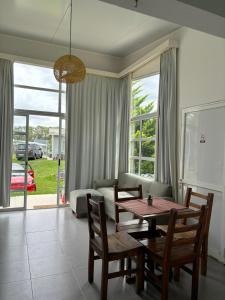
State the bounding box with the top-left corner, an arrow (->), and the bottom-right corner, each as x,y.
93,231 -> 142,257
117,219 -> 148,233
141,237 -> 195,264
157,223 -> 196,239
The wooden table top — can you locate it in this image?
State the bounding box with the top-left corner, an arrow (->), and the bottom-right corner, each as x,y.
115,197 -> 188,220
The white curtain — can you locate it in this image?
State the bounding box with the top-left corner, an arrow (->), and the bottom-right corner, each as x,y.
65,74 -> 130,200
0,59 -> 14,208
156,48 -> 178,200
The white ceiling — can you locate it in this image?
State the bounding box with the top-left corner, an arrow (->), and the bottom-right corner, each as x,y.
0,0 -> 179,57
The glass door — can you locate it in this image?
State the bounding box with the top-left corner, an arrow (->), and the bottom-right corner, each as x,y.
26,115 -> 61,209
57,118 -> 66,206
10,115 -> 29,209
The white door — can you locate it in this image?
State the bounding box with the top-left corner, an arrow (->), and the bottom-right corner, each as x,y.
180,101 -> 225,263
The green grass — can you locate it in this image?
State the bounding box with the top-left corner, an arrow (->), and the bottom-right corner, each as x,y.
12,156 -> 65,195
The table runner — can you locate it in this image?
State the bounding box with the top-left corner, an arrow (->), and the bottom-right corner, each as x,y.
119,197 -> 186,216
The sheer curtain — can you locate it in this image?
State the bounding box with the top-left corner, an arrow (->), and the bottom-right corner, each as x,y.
65,74 -> 130,200
156,48 -> 178,200
0,59 -> 14,207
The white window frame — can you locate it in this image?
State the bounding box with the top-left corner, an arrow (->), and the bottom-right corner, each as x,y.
129,74 -> 159,178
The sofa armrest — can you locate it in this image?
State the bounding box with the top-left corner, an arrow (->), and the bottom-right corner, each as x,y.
93,178 -> 118,189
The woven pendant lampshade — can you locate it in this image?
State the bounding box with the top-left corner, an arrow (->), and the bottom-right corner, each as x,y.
53,0 -> 86,84
54,54 -> 86,84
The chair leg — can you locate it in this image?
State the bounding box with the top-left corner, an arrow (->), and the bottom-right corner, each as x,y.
127,257 -> 132,275
191,259 -> 200,300
174,267 -> 180,282
101,260 -> 109,300
136,251 -> 144,294
120,259 -> 125,272
201,238 -> 208,276
161,267 -> 169,300
88,245 -> 94,283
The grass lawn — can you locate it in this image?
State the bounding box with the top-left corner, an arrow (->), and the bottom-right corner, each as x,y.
12,157 -> 65,195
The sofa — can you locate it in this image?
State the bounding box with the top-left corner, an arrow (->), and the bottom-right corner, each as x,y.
94,172 -> 173,222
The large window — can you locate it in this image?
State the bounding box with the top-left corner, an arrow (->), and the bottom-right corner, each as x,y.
129,74 -> 160,178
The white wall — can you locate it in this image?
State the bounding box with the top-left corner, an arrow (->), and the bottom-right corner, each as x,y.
0,33 -> 122,73
177,28 -> 225,109
176,28 -> 225,262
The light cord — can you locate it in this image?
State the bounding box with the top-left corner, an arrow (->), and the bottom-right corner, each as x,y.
51,3 -> 70,43
69,0 -> 72,56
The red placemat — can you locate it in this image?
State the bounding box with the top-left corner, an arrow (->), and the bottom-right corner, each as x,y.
119,197 -> 186,217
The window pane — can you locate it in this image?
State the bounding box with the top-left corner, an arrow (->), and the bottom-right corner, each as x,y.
141,140 -> 155,158
140,160 -> 154,177
62,83 -> 66,92
130,141 -> 139,157
130,121 -> 140,139
14,63 -> 59,90
14,116 -> 26,133
130,159 -> 139,175
131,74 -> 159,117
61,92 -> 66,113
14,87 -> 59,113
142,118 -> 156,138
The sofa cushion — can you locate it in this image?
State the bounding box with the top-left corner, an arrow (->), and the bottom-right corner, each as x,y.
118,173 -> 172,198
97,187 -> 133,221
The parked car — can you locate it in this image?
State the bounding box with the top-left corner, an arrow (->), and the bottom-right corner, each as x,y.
10,163 -> 36,192
16,142 -> 43,160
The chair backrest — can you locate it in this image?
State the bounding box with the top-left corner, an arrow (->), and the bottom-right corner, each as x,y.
163,206 -> 207,263
114,184 -> 143,224
183,187 -> 214,236
87,194 -> 108,256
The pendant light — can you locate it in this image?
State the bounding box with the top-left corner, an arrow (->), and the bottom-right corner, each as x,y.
54,0 -> 86,84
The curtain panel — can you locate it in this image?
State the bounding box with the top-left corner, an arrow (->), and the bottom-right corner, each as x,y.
0,59 -> 14,208
65,74 -> 130,200
156,48 -> 178,200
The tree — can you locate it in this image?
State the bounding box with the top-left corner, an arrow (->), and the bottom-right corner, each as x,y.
131,80 -> 156,176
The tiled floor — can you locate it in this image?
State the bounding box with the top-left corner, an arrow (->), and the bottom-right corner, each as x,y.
0,208 -> 224,300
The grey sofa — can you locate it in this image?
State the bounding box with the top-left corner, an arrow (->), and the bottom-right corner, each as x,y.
94,172 -> 173,221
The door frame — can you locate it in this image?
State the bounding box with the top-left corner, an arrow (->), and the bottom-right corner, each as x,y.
2,109 -> 66,211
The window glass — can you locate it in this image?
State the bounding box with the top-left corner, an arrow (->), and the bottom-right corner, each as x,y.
61,92 -> 66,113
130,159 -> 139,175
14,63 -> 59,90
129,74 -> 159,178
130,121 -> 140,139
131,75 -> 159,117
14,87 -> 59,113
130,141 -> 139,157
140,160 -> 154,177
141,118 -> 156,138
141,140 -> 155,158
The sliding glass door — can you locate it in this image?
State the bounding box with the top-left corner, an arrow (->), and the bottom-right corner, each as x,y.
5,62 -> 67,211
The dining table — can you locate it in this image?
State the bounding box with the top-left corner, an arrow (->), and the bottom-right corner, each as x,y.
115,196 -> 190,238
115,196 -> 191,283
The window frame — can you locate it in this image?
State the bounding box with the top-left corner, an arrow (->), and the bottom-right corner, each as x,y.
129,73 -> 159,178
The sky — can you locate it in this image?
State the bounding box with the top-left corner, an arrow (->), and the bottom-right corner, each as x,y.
133,74 -> 160,112
14,63 -> 65,127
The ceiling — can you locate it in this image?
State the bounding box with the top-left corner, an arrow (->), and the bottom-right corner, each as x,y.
177,0 -> 225,18
0,0 -> 179,57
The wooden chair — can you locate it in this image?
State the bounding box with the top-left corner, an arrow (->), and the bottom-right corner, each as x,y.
158,187 -> 214,276
114,184 -> 149,239
141,206 -> 207,300
86,193 -> 144,300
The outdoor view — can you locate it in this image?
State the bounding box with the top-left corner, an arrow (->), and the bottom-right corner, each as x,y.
130,74 -> 160,178
9,63 -> 66,210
